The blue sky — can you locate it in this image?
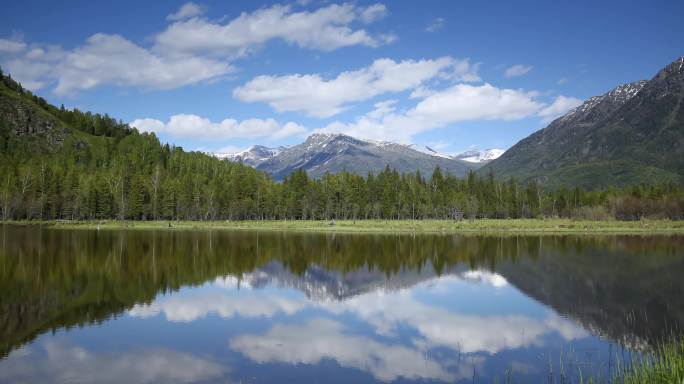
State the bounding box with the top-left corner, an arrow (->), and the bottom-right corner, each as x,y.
1,0 -> 682,155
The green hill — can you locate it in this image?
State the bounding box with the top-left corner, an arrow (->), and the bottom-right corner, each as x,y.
0,69 -> 273,221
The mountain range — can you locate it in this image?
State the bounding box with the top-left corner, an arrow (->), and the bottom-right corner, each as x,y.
216,134 -> 503,180
219,56 -> 684,187
2,56 -> 683,189
483,56 -> 684,188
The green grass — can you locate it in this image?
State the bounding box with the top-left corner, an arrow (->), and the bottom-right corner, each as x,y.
5,218 -> 684,234
617,339 -> 684,383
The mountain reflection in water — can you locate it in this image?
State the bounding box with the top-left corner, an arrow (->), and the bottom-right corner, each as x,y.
0,225 -> 683,383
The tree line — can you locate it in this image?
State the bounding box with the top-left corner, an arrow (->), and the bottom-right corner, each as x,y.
1,126 -> 682,222
1,69 -> 683,222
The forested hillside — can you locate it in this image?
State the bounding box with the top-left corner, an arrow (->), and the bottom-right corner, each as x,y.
0,69 -> 273,221
1,69 -> 683,221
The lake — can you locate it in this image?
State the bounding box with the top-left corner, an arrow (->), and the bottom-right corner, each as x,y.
0,225 -> 683,383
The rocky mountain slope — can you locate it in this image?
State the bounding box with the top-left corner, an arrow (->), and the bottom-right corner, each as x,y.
222,133 -> 477,180
483,56 -> 684,188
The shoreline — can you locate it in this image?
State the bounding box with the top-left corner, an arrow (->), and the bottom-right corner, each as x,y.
3,219 -> 684,234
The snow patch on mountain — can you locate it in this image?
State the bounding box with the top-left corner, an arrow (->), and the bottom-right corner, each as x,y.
560,81 -> 647,123
454,148 -> 505,163
213,145 -> 286,167
416,145 -> 453,159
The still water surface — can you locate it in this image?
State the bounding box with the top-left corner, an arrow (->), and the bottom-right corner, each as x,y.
0,225 -> 683,383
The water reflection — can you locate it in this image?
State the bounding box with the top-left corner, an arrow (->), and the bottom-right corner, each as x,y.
0,225 -> 683,383
1,342 -> 227,384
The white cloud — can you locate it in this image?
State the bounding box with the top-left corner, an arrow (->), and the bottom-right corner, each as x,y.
425,17 -> 445,33
212,145 -> 248,155
359,3 -> 388,23
317,83 -> 545,142
0,342 -> 226,384
230,318 -> 452,382
538,95 -> 583,122
0,3 -> 390,94
411,83 -> 542,121
504,64 -> 533,78
155,3 -> 388,55
54,34 -> 233,95
233,57 -> 481,117
167,2 -> 206,21
1,44 -> 66,90
130,114 -> 307,140
409,86 -> 437,99
0,38 -> 26,53
0,34 -> 233,94
557,77 -> 569,85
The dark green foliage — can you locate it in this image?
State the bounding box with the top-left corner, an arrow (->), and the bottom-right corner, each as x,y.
1,70 -> 683,221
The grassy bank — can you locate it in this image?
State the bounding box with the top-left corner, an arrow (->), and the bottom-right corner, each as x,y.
617,339 -> 684,383
4,218 -> 684,234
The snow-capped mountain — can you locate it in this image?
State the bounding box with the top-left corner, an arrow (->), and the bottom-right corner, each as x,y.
415,145 -> 505,164
215,133 -> 477,180
215,145 -> 285,167
454,148 -> 505,164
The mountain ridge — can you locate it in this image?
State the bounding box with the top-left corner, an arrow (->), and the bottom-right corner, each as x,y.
482,56 -> 684,188
217,133 -> 504,180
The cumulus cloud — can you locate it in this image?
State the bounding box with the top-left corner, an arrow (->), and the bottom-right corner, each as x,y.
504,64 -> 533,78
130,114 -> 307,140
0,3 -> 390,94
425,17 -> 445,33
0,44 -> 66,90
155,3 -> 389,55
54,34 -> 234,95
167,2 -> 206,21
359,3 -> 388,23
538,95 -> 583,121
233,57 -> 481,117
0,34 -> 229,95
317,83 -> 545,142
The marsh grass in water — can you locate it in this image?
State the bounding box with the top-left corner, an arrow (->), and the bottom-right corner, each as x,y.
616,339 -> 684,384
493,340 -> 684,383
